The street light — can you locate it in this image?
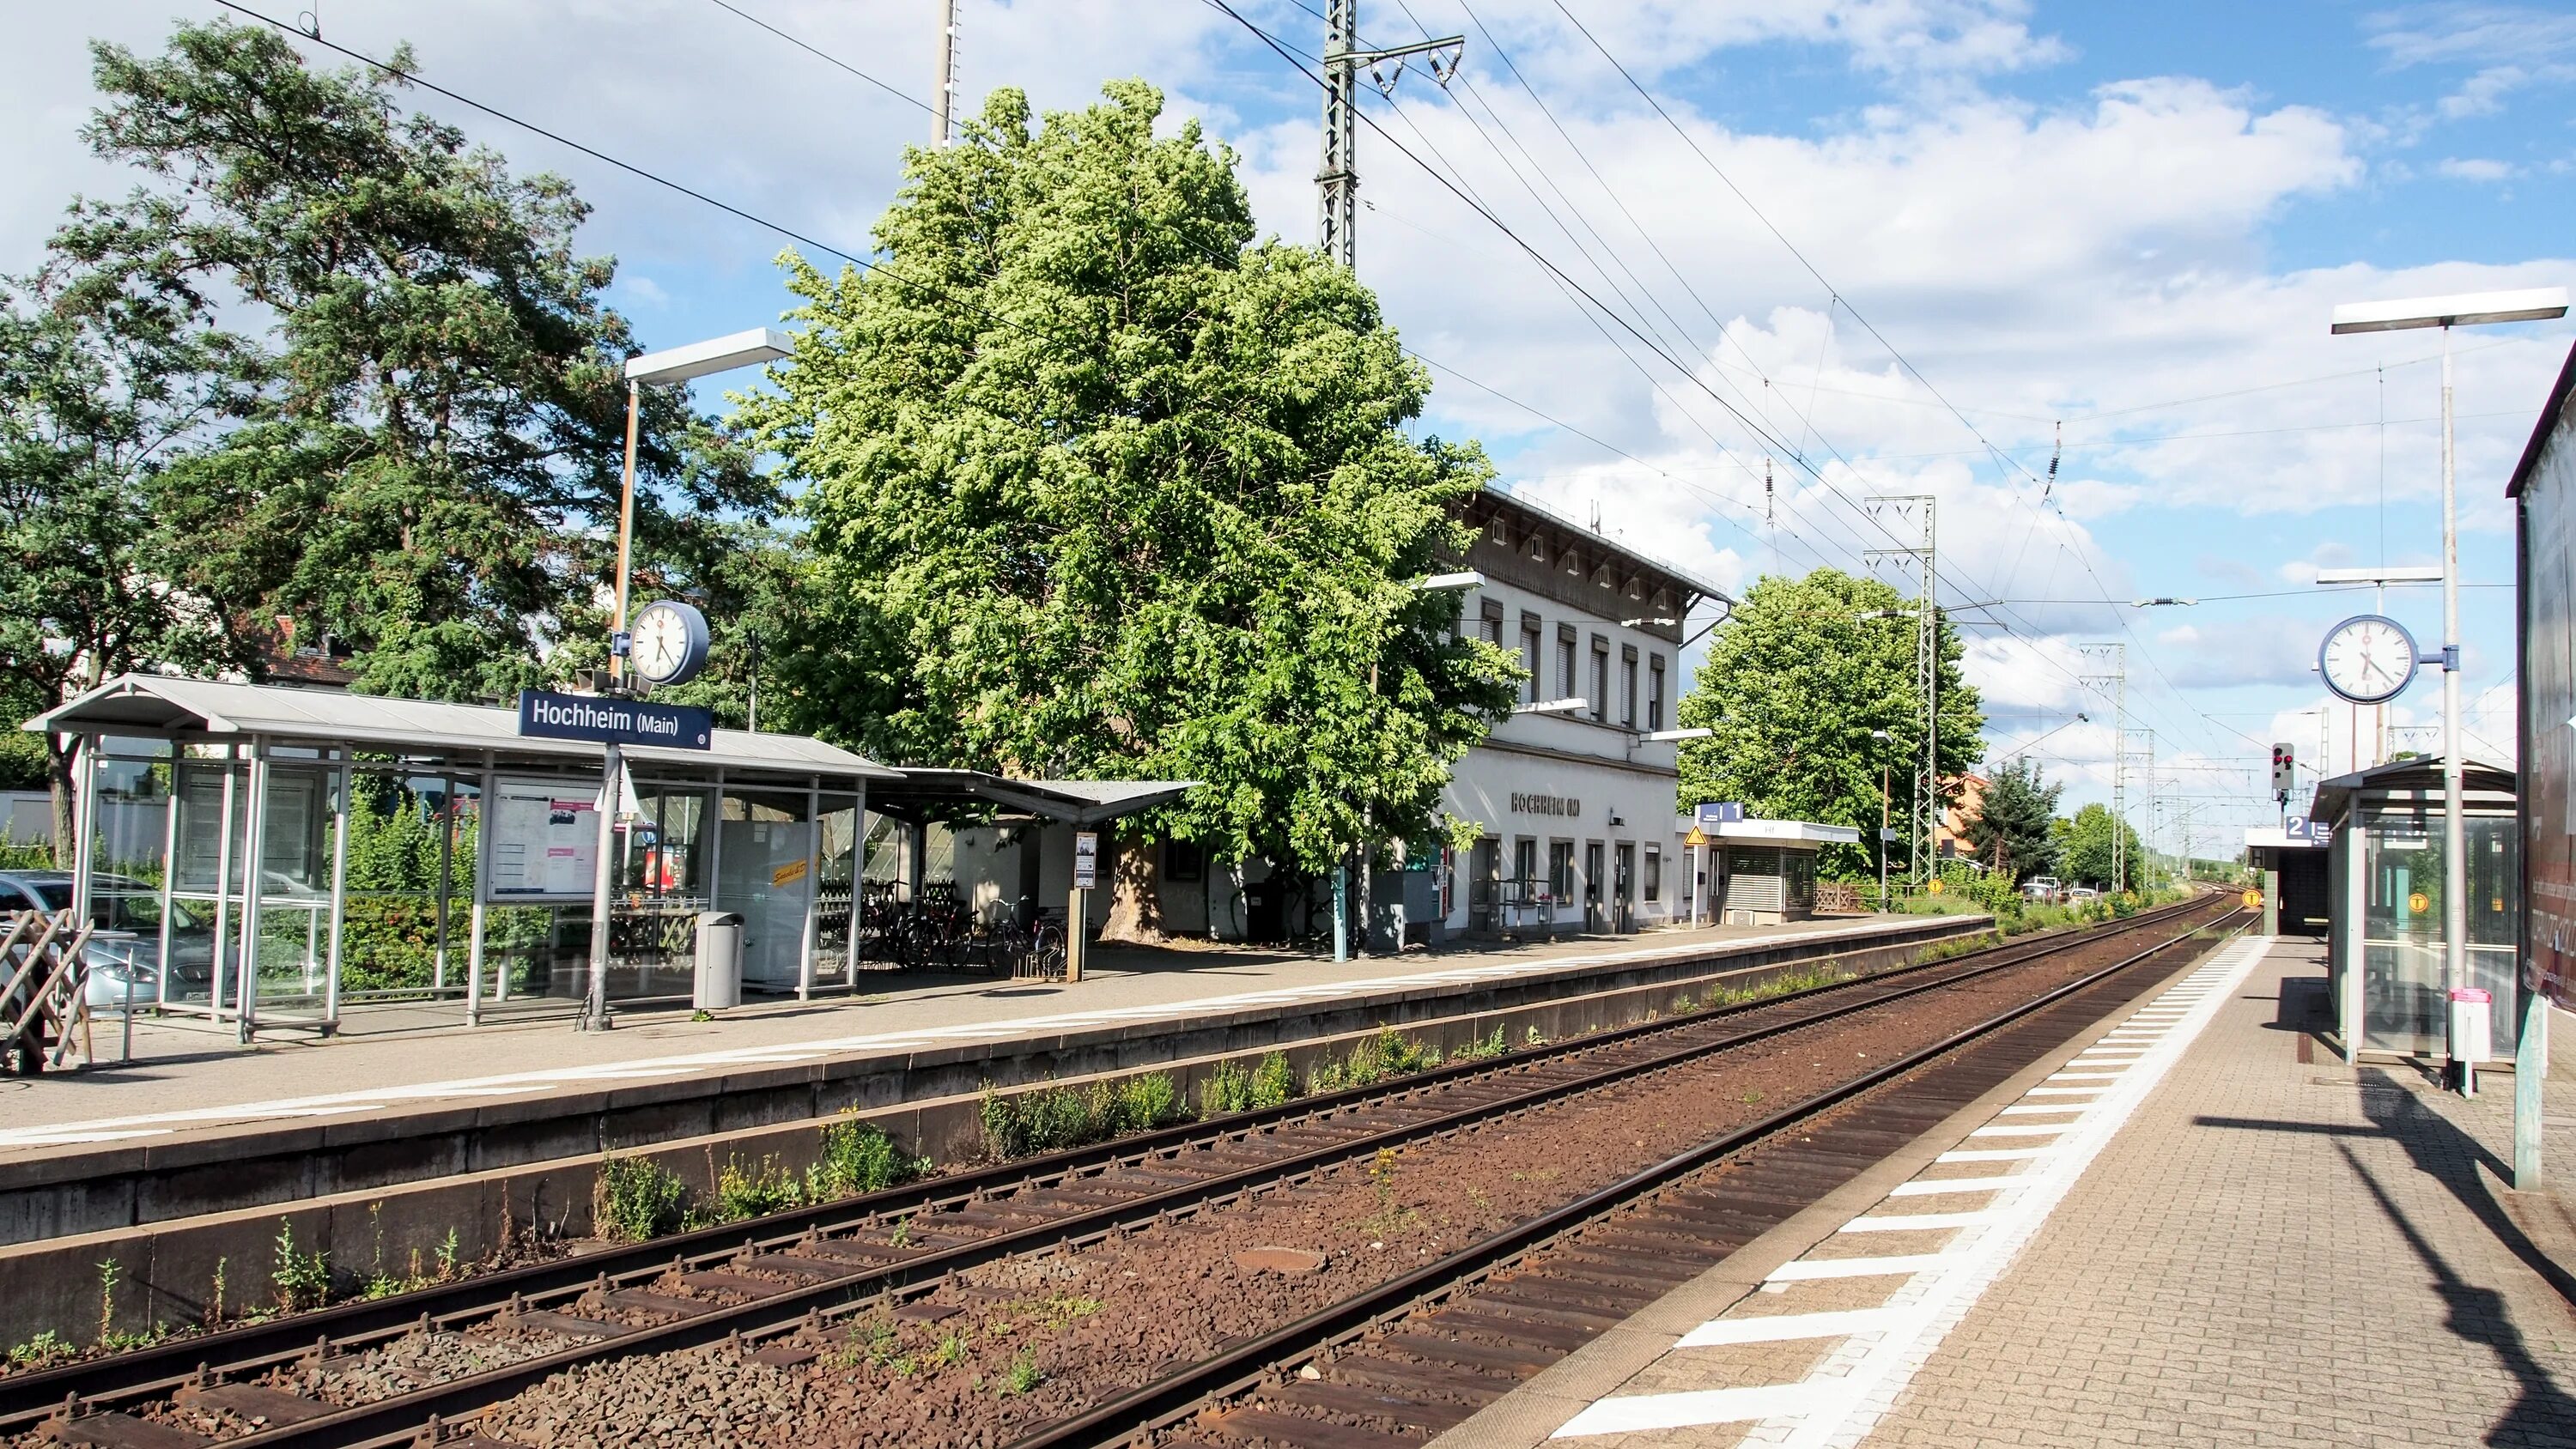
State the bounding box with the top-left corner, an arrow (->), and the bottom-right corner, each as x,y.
1870,729 -> 1895,908
582,327 -> 791,1033
2330,285 -> 2567,1094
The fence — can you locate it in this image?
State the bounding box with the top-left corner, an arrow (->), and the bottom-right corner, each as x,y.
2,910 -> 94,1075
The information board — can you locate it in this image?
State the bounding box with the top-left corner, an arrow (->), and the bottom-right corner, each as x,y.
485,774 -> 603,901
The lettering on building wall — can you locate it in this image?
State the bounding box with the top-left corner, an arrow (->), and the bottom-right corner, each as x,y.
1510,791 -> 1581,818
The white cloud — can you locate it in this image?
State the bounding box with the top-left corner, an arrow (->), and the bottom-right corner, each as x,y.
2436,155 -> 2518,181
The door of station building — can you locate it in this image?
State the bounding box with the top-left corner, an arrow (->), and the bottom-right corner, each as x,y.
1583,842 -> 1605,932
1613,843 -> 1636,933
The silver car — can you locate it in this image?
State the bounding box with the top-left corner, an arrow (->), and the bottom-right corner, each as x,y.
0,870 -> 214,1014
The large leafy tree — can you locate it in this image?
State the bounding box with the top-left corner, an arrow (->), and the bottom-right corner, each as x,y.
0,262 -> 258,851
2055,802 -> 2144,890
1675,567 -> 1984,876
1964,758 -> 2062,880
742,84 -> 1519,931
52,21 -> 775,702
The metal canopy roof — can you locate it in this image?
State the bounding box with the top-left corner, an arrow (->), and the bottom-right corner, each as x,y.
29,674 -> 898,783
1703,818 -> 1864,848
863,767 -> 1194,826
2307,755 -> 2516,825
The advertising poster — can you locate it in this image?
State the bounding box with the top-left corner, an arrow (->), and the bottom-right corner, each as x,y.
486,774 -> 603,901
2520,394 -> 2576,1009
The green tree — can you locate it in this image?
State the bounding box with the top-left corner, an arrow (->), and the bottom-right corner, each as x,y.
54,21 -> 776,703
1964,759 -> 2062,881
2054,803 -> 2144,890
1675,567 -> 1984,876
740,84 -> 1519,934
1,259 -> 259,854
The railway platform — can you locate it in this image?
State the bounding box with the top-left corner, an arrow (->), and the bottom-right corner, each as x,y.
1447,934 -> 2576,1449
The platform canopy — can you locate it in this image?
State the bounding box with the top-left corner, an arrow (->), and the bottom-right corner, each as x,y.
862,767 -> 1194,827
29,673 -> 897,785
1704,818 -> 1864,849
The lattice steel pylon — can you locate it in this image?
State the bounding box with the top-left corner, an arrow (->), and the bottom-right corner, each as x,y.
2076,643 -> 2128,891
1864,496 -> 1937,885
1314,1 -> 1462,270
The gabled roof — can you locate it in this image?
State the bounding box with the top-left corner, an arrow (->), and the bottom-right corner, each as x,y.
2505,339 -> 2576,499
29,674 -> 898,782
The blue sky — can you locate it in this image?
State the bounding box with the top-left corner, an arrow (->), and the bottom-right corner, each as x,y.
6,0 -> 2571,853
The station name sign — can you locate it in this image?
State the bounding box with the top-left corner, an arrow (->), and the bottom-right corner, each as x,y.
517,689 -> 714,750
1510,791 -> 1581,818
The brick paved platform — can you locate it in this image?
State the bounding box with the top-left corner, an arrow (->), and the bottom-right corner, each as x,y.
1440,934 -> 2576,1449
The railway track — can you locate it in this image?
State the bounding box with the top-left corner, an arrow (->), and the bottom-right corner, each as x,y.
2,895 -> 2227,1448
1032,899 -> 2249,1449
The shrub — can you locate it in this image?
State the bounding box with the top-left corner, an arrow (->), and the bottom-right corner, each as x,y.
595,1155 -> 687,1242
809,1117 -> 926,1200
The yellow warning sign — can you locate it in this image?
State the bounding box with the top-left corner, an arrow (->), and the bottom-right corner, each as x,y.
2241,889 -> 2262,909
772,858 -> 810,888
2408,890 -> 2430,915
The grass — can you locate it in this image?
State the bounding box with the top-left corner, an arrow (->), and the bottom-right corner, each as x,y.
980,1071 -> 1190,1160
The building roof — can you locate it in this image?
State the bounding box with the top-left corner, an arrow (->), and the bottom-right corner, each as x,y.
2505,338 -> 2576,499
863,768 -> 1194,826
29,673 -> 898,783
1471,487 -> 1736,613
2306,755 -> 2516,824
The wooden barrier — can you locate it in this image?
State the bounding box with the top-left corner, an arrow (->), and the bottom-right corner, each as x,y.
0,910 -> 94,1075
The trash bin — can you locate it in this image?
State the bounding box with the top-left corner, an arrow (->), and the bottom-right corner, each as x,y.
694,912 -> 744,1010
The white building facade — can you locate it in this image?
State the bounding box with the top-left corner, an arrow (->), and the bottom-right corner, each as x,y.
1422,490 -> 1728,943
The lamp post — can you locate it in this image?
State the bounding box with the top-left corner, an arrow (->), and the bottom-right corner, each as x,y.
579,328 -> 791,1032
1870,729 -> 1894,909
2330,287 -> 2567,1093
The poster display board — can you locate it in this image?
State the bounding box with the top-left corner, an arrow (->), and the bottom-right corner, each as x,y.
2519,390 -> 2576,1010
485,774 -> 604,901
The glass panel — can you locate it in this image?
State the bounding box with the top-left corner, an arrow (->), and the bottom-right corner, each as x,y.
2361,810 -> 2444,1054
338,771 -> 466,998
247,765 -> 340,1010
816,795 -> 859,979
719,788 -> 816,991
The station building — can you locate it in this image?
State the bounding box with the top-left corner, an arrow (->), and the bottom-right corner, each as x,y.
1431,488 -> 1728,944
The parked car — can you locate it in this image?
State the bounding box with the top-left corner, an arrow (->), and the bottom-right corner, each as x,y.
0,870 -> 214,1013
2021,876 -> 2063,901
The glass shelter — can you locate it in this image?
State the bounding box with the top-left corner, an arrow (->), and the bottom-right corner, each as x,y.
2310,757 -> 2520,1061
31,674 -> 895,1036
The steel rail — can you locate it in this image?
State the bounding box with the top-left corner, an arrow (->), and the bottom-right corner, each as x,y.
1,898 -> 2212,1440
0,902 -> 2176,1423
1004,905 -> 2246,1449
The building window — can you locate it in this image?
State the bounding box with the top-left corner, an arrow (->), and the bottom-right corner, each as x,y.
1649,655 -> 1666,731
1556,624 -> 1577,700
1520,613 -> 1542,705
1644,846 -> 1662,902
1548,840 -> 1574,902
1589,637 -> 1609,723
1619,646 -> 1637,728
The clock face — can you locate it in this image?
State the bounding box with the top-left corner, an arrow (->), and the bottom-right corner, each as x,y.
2318,614 -> 2415,706
629,600 -> 709,687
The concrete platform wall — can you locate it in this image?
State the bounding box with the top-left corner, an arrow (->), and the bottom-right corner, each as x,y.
0,919 -> 1984,1347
